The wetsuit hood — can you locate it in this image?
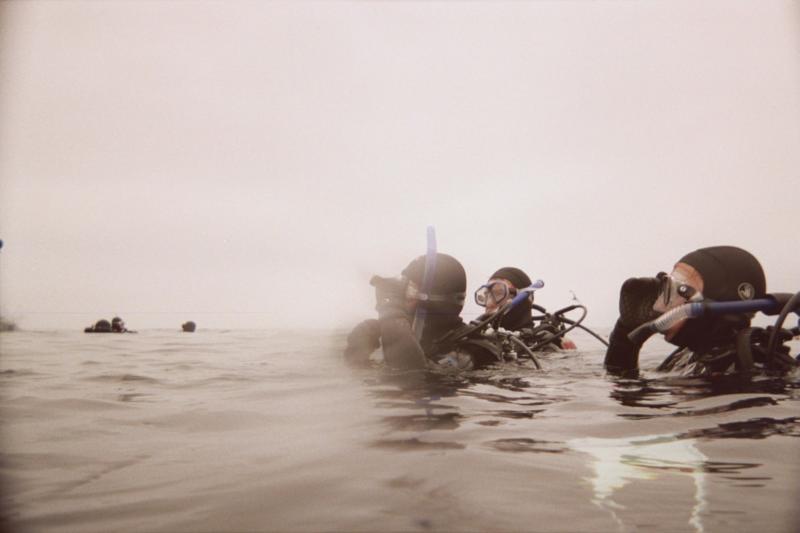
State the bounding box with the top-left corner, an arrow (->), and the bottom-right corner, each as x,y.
678,246 -> 766,302
402,253 -> 466,316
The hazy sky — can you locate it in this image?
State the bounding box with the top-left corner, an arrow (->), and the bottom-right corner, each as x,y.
1,1 -> 798,330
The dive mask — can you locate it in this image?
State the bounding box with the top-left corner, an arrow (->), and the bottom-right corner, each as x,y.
654,271 -> 703,312
475,281 -> 520,307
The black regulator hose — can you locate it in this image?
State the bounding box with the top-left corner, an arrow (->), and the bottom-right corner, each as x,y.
557,316 -> 610,347
508,335 -> 542,369
765,291 -> 800,361
527,304 -> 588,352
438,301 -> 608,354
434,300 -> 516,347
532,303 -> 609,348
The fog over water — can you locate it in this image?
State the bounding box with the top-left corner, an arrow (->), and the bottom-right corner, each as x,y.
1,1 -> 798,331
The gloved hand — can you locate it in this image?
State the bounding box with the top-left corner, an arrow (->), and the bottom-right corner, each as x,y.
370,275 -> 410,321
618,276 -> 662,329
344,319 -> 381,366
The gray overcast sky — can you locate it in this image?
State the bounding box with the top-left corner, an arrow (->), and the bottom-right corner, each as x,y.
1,1 -> 798,330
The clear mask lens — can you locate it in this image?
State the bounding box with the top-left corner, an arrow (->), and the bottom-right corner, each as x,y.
656,272 -> 702,311
474,281 -> 516,307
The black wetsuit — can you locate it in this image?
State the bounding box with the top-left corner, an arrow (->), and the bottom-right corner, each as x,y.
603,321 -> 642,374
344,314 -> 502,370
494,299 -> 570,352
605,315 -> 797,377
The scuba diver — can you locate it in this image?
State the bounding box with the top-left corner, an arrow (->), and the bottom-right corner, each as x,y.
84,316 -> 136,333
344,252 -> 505,370
604,245 -> 799,377
111,317 -> 127,333
476,267 -> 578,351
85,319 -> 112,333
182,321 -> 197,332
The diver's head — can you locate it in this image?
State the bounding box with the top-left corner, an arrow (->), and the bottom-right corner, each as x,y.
476,267 -> 533,314
657,246 -> 766,346
111,316 -> 125,332
474,267 -> 534,330
182,321 -> 196,332
401,253 -> 466,315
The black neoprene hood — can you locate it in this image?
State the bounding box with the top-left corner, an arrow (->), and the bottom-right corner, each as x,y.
402,253 -> 466,295
490,267 -> 532,290
678,246 -> 766,301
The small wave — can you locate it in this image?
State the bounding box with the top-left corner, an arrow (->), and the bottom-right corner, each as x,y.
460,389 -> 554,406
0,368 -> 39,377
619,396 -> 780,420
370,438 -> 465,451
487,409 -> 544,419
681,416 -> 800,440
132,410 -> 269,433
1,452 -> 96,471
84,373 -> 162,385
486,438 -> 565,454
117,393 -> 154,403
6,397 -> 131,412
380,413 -> 462,431
172,374 -> 259,388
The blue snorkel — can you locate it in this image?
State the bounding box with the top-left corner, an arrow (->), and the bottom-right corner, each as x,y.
412,226 -> 438,341
504,279 -> 545,313
628,292 -> 800,361
629,297 -> 793,337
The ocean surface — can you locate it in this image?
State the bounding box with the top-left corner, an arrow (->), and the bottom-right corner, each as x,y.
1,328 -> 798,532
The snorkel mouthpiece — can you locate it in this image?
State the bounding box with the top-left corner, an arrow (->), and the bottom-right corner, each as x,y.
650,303 -> 698,332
